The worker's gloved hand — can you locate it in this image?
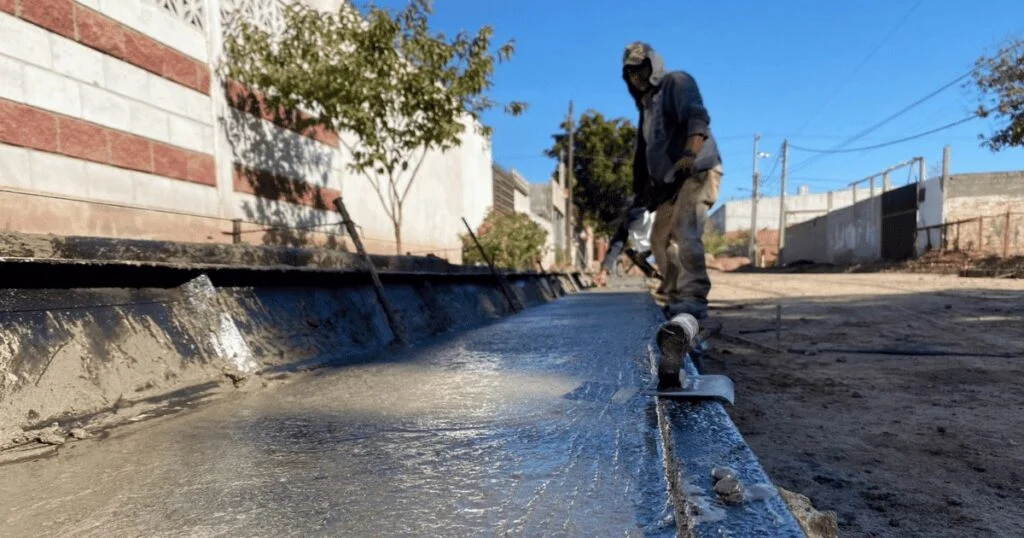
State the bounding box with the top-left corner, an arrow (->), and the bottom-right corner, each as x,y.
649,166 -> 688,211
672,150 -> 698,181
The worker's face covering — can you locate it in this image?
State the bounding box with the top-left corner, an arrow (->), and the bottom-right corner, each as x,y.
625,63 -> 653,93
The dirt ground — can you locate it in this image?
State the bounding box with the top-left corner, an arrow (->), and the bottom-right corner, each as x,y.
700,271 -> 1024,538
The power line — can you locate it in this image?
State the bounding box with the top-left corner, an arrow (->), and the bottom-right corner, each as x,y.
791,0 -> 924,137
831,68 -> 974,150
789,112 -> 983,154
758,144 -> 784,191
785,65 -> 976,177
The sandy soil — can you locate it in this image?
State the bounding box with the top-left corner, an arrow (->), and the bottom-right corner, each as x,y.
700,271 -> 1024,537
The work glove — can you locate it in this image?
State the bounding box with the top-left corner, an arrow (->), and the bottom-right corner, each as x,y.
670,149 -> 698,182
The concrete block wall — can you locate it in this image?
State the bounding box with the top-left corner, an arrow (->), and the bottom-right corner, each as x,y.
0,0 -> 494,260
827,196 -> 881,264
710,188 -> 858,234
942,172 -> 1024,255
917,176 -> 943,255
782,216 -> 828,264
783,196 -> 882,265
944,172 -> 1024,221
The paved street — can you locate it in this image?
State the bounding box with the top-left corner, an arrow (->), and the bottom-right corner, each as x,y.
0,289 -> 676,537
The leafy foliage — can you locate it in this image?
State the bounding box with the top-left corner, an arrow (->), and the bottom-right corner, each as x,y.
703,224 -> 748,257
545,111 -> 637,235
462,210 -> 548,270
222,0 -> 525,253
972,38 -> 1024,151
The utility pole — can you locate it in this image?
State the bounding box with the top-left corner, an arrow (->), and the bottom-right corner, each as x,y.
566,100 -> 575,268
915,156 -> 926,258
778,139 -> 789,265
749,133 -> 761,261
942,145 -> 951,191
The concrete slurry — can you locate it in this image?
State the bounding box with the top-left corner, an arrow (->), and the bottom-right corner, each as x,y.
0,290 -> 678,537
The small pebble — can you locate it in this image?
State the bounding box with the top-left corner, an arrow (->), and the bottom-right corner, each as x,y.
69,428 -> 90,440
937,426 -> 947,434
836,356 -> 848,363
973,465 -> 987,473
946,496 -> 964,506
713,477 -> 744,504
852,391 -> 864,398
711,466 -> 737,482
36,426 -> 65,446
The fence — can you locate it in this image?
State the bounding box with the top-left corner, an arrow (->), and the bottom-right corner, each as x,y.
918,211 -> 1024,258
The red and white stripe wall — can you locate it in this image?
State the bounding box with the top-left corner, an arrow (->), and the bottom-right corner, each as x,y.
0,0 -> 346,245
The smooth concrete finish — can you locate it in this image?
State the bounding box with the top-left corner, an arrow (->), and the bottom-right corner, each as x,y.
0,291 -> 678,537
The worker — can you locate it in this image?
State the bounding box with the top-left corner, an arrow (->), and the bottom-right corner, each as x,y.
620,41 -> 723,319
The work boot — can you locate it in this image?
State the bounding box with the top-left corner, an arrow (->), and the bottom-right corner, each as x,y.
656,314 -> 699,389
663,298 -> 708,320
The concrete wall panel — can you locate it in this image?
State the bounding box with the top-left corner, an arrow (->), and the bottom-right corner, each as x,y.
827,197 -> 881,264
783,216 -> 828,264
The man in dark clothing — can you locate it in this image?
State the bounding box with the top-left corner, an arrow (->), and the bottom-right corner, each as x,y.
613,41 -> 723,319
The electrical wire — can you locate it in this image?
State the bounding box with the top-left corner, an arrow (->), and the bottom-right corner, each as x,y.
784,67 -> 978,177
788,112 -> 983,154
828,69 -> 974,151
790,0 -> 924,137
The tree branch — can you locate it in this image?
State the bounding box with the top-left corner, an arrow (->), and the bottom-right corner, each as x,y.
400,147 -> 429,203
364,172 -> 395,221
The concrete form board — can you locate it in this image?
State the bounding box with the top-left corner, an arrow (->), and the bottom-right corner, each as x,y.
0,262 -> 582,443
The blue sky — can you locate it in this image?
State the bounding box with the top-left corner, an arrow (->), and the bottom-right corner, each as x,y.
381,0 -> 1023,202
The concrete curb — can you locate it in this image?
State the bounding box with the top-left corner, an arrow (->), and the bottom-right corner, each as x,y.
0,253 -> 592,452
651,346 -> 806,537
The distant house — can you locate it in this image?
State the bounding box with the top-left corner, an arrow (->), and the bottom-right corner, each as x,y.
709,186 -> 860,235
491,163 -> 561,268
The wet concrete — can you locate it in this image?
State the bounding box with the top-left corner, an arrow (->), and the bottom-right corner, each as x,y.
0,290 -> 676,537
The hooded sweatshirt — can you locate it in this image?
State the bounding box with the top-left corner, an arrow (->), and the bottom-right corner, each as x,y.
601,43 -> 722,273
623,42 -> 721,187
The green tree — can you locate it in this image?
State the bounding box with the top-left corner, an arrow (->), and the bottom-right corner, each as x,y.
223,0 -> 525,253
971,38 -> 1024,151
545,111 -> 636,235
462,210 -> 548,270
